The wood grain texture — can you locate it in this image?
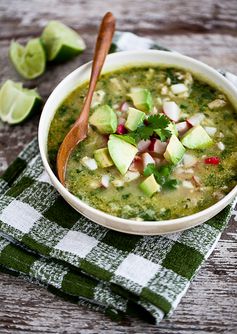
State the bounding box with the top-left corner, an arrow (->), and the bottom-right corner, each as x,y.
0,0 -> 237,333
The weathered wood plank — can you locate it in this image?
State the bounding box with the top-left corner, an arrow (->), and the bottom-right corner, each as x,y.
0,0 -> 237,332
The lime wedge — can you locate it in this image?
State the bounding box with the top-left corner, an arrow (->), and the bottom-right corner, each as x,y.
41,20 -> 86,62
0,80 -> 42,124
9,38 -> 46,80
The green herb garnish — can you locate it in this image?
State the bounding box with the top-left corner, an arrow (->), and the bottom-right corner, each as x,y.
144,163 -> 179,190
119,114 -> 172,144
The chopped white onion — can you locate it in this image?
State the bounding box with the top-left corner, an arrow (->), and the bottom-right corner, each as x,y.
101,175 -> 110,188
142,152 -> 155,168
217,142 -> 225,151
182,153 -> 197,168
81,157 -> 98,170
150,139 -> 167,154
111,179 -> 124,187
182,180 -> 194,189
91,90 -> 105,108
204,126 -> 217,136
170,83 -> 188,95
124,171 -> 140,182
138,139 -> 151,153
187,113 -> 205,127
176,121 -> 190,135
163,101 -> 180,122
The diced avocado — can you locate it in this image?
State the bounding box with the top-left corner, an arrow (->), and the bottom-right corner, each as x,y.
164,134 -> 185,165
181,125 -> 213,149
94,147 -> 114,168
108,134 -> 138,175
125,107 -> 146,131
139,174 -> 161,197
127,88 -> 153,113
89,105 -> 117,134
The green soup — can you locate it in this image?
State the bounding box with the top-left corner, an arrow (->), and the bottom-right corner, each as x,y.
48,66 -> 237,221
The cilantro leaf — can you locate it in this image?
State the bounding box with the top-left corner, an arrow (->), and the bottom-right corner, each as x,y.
143,163 -> 156,177
128,114 -> 172,143
112,134 -> 137,146
154,128 -> 171,142
163,179 -> 179,189
146,114 -> 170,129
133,126 -> 154,141
143,163 -> 178,190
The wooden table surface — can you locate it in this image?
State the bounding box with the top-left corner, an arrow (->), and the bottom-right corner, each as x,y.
0,1 -> 237,333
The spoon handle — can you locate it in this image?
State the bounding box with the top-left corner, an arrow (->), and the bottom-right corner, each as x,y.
76,12 -> 116,127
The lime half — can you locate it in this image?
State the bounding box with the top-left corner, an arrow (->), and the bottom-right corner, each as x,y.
0,80 -> 42,124
9,38 -> 46,79
41,20 -> 86,62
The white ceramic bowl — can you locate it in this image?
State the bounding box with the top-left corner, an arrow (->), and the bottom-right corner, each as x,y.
38,50 -> 237,235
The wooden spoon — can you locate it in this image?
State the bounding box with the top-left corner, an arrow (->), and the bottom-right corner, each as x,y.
57,12 -> 116,185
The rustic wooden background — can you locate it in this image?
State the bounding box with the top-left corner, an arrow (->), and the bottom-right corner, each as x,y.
0,0 -> 237,333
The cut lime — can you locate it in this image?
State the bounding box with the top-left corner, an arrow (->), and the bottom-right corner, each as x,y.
9,38 -> 46,80
0,80 -> 42,124
41,20 -> 86,62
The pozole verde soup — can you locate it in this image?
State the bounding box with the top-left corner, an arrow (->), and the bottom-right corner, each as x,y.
48,66 -> 237,221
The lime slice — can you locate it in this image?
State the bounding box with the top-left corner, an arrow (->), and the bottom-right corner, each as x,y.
0,80 -> 42,124
41,20 -> 86,62
9,38 -> 46,79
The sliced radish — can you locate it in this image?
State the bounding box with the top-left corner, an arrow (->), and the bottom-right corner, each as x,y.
138,139 -> 151,153
182,153 -> 197,168
171,83 -> 188,95
149,138 -> 167,154
129,156 -> 143,173
163,101 -> 180,122
116,124 -> 127,134
176,121 -> 190,136
101,175 -> 110,188
187,113 -> 205,127
204,126 -> 217,137
120,101 -> 129,112
81,157 -> 98,170
142,152 -> 155,168
124,171 -> 140,182
204,157 -> 220,165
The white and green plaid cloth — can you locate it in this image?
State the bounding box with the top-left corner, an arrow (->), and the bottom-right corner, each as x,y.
0,32 -> 237,325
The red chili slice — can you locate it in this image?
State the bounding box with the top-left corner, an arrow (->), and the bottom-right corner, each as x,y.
204,157 -> 220,165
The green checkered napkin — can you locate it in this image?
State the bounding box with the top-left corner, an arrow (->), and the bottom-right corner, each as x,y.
0,32 -> 237,325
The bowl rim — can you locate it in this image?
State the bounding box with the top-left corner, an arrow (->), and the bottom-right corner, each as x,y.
38,50 -> 237,234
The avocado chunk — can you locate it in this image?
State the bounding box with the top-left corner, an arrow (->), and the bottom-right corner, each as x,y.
89,105 -> 117,134
139,174 -> 161,197
94,147 -> 114,168
125,107 -> 146,131
127,88 -> 153,113
108,134 -> 138,175
164,134 -> 185,165
181,125 -> 213,149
